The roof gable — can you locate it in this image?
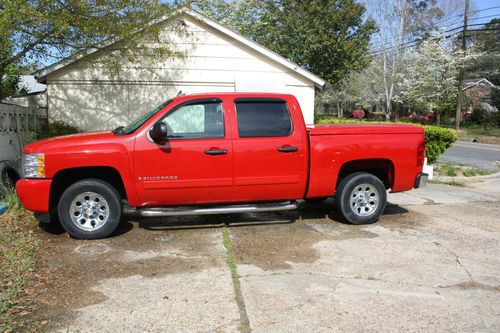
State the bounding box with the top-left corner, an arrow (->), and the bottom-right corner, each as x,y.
463,78 -> 497,90
33,8 -> 325,88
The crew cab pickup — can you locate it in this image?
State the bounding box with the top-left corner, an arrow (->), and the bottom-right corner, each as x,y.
16,93 -> 427,239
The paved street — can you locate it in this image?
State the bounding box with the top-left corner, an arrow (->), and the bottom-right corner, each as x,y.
440,141 -> 500,170
32,174 -> 500,332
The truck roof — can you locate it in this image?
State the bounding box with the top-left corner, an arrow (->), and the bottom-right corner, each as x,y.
172,92 -> 295,101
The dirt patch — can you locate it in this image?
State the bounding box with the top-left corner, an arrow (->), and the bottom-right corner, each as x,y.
438,281 -> 500,292
378,204 -> 431,231
30,215 -> 225,331
229,205 -> 380,270
21,201 -> 423,329
229,202 -> 424,270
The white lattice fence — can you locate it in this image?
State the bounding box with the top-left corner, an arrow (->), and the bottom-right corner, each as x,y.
0,103 -> 47,162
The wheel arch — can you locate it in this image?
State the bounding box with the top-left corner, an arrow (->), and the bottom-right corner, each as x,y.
335,158 -> 395,191
49,166 -> 127,214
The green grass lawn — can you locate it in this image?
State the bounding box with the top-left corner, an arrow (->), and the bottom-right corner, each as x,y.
0,189 -> 41,332
457,127 -> 500,145
434,163 -> 495,178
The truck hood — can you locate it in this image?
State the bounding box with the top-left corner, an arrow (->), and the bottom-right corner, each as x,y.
23,131 -> 118,153
307,124 -> 424,136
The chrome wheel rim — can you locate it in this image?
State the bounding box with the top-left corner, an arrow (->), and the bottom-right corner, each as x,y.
349,183 -> 379,217
69,192 -> 109,231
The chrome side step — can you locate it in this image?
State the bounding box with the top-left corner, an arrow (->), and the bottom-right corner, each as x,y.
138,201 -> 298,217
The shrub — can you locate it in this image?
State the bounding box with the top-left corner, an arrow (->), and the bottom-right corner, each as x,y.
352,109 -> 365,119
39,120 -> 80,139
462,168 -> 476,177
421,125 -> 457,163
439,164 -> 458,177
366,111 -> 385,120
410,115 -> 429,124
317,118 -> 457,164
464,103 -> 499,127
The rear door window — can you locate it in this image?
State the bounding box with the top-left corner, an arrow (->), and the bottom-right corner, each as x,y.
235,101 -> 292,138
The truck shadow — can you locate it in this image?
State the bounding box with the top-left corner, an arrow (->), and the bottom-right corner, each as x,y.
134,200 -> 409,232
37,200 -> 409,237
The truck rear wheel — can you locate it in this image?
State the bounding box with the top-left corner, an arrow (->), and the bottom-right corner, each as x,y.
58,179 -> 122,239
335,172 -> 387,225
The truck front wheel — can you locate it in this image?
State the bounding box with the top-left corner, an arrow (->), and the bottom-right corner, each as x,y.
335,172 -> 387,225
58,179 -> 122,239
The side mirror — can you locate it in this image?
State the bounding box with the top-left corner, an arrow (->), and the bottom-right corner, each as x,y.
149,122 -> 168,142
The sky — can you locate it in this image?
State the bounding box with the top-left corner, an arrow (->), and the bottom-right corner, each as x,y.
474,0 -> 500,12
465,0 -> 500,32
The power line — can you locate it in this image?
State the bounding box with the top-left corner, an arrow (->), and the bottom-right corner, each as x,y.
373,15 -> 498,53
468,13 -> 500,21
444,22 -> 498,33
442,12 -> 499,28
432,5 -> 500,26
369,5 -> 500,56
369,26 -> 500,56
471,5 -> 500,14
370,23 -> 498,55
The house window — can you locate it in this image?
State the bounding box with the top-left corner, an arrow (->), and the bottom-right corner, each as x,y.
235,101 -> 292,137
161,101 -> 224,139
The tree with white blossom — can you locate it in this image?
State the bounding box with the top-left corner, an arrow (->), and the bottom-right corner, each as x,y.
400,33 -> 479,126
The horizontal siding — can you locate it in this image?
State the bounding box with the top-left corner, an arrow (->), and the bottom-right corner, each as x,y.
46,15 -> 316,130
51,19 -> 310,86
48,82 -> 235,131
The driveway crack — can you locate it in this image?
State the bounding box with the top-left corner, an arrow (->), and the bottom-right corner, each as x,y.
222,225 -> 251,333
442,245 -> 474,282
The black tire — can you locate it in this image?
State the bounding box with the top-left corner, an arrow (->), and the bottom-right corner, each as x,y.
58,179 -> 122,239
334,172 -> 387,225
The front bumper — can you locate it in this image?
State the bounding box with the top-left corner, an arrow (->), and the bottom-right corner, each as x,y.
16,179 -> 52,213
414,173 -> 428,189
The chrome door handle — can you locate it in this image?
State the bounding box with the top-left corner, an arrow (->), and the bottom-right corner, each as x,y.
204,149 -> 227,155
277,146 -> 298,153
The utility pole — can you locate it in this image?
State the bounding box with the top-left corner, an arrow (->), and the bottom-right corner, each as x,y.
455,0 -> 469,130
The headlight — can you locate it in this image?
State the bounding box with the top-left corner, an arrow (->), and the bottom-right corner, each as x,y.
23,153 -> 45,178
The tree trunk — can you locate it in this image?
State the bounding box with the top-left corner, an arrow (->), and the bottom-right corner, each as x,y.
385,108 -> 391,121
385,100 -> 392,122
0,73 -> 3,102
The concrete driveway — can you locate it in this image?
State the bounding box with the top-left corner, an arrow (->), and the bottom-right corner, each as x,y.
34,174 -> 500,332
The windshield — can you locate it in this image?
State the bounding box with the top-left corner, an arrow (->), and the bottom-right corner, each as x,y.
120,99 -> 173,135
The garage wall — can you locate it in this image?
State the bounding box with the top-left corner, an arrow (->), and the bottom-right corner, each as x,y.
46,15 -> 317,130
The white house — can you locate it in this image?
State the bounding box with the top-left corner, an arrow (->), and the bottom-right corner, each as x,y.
33,9 -> 325,131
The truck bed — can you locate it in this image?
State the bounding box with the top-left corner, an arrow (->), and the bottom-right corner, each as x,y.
306,123 -> 424,198
307,124 -> 424,136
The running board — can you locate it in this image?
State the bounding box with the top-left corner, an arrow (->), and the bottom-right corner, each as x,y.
138,201 -> 298,217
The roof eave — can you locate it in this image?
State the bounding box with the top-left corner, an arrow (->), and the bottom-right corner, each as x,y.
184,9 -> 325,88
32,7 -> 326,88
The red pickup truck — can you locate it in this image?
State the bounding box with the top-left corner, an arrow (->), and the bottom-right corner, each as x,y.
16,93 -> 427,239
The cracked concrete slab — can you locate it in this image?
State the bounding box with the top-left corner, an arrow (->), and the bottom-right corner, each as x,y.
233,200 -> 500,332
389,183 -> 497,205
57,268 -> 240,333
31,177 -> 499,332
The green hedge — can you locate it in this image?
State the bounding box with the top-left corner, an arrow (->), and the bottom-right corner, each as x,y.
39,120 -> 80,139
317,118 -> 457,164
